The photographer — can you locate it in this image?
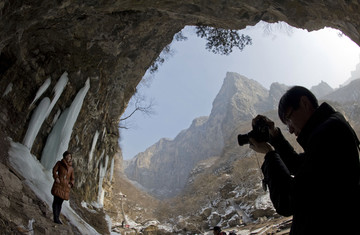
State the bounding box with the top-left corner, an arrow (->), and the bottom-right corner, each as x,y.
248,86 -> 360,235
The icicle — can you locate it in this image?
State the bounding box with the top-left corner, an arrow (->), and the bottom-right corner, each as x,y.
2,82 -> 13,97
99,190 -> 105,208
51,109 -> 61,127
41,109 -> 69,169
95,149 -> 105,168
29,77 -> 51,107
97,155 -> 109,206
41,78 -> 90,170
22,72 -> 69,150
102,127 -> 106,140
105,214 -> 112,234
27,219 -> 35,235
88,131 -> 99,169
45,72 -> 68,118
23,98 -> 51,149
109,157 -> 114,182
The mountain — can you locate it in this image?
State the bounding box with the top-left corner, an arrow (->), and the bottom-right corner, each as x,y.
310,81 -> 334,98
322,79 -> 360,104
342,55 -> 360,86
124,72 -> 287,198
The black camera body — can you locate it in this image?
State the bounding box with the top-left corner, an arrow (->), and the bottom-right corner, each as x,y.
238,117 -> 270,146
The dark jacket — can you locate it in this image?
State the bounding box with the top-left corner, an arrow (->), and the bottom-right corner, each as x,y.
51,159 -> 75,200
262,102 -> 360,235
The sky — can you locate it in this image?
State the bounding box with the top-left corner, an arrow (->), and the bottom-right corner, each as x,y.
120,21 -> 360,160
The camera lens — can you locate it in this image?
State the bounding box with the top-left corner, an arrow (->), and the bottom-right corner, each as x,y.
237,134 -> 249,146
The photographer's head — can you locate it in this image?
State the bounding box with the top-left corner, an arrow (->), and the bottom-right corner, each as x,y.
278,86 -> 318,136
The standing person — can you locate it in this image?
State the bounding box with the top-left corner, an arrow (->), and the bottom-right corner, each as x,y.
248,86 -> 360,235
51,151 -> 75,224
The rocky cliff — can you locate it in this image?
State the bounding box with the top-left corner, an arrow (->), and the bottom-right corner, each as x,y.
310,81 -> 334,98
125,72 -> 287,198
343,55 -> 360,86
1,0 -> 360,233
322,79 -> 360,104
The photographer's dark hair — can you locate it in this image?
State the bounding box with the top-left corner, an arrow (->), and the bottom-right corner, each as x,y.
278,86 -> 319,124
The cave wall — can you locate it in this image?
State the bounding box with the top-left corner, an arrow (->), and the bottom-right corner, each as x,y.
0,0 -> 359,201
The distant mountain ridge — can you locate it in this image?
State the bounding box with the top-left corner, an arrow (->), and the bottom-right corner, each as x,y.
322,79 -> 360,103
342,55 -> 360,86
310,81 -> 334,98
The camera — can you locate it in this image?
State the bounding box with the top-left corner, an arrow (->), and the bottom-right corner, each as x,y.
237,116 -> 270,146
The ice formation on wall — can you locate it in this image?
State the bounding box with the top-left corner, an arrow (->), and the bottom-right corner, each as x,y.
41,78 -> 90,170
29,77 -> 51,107
88,130 -> 100,169
109,157 -> 115,182
22,73 -> 68,150
51,109 -> 61,127
23,98 -> 51,149
2,82 -> 13,97
44,72 -> 68,118
98,155 -> 109,206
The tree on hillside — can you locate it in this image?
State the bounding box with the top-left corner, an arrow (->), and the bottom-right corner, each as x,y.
148,26 -> 252,75
195,26 -> 252,55
119,93 -> 156,129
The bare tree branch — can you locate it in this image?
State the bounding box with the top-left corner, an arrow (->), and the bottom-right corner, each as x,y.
119,94 -> 156,129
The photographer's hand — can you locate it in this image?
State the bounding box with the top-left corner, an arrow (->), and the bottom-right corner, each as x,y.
252,115 -> 279,138
249,137 -> 274,154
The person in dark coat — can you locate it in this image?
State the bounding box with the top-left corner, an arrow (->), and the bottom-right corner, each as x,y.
249,86 -> 360,235
212,226 -> 226,235
51,150 -> 75,224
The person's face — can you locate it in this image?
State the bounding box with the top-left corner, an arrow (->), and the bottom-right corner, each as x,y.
284,107 -> 303,136
284,96 -> 314,136
65,154 -> 72,163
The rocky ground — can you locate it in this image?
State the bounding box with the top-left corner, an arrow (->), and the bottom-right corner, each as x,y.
223,217 -> 292,235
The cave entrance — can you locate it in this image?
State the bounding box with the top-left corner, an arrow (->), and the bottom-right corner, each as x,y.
120,21 -> 360,161
117,21 -> 360,233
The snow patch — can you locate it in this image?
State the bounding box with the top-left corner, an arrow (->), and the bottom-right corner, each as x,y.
105,214 -> 112,233
158,223 -> 174,233
255,193 -> 272,210
81,201 -> 97,213
225,205 -> 236,215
